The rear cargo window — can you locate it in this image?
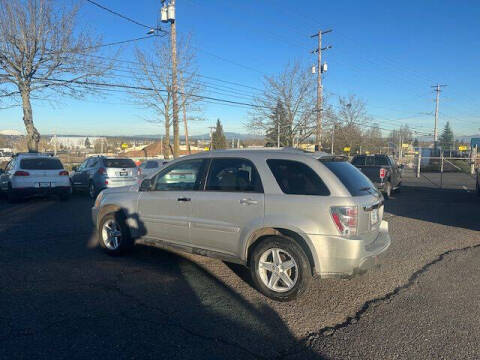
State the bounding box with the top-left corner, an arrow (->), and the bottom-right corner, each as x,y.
351,156 -> 365,166
20,158 -> 63,170
322,161 -> 376,197
104,159 -> 136,168
267,159 -> 330,196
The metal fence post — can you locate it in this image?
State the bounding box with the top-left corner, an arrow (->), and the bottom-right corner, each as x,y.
416,153 -> 421,178
440,153 -> 444,188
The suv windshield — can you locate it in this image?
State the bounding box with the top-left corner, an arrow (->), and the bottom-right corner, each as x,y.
20,158 -> 63,170
320,160 -> 376,196
104,159 -> 136,168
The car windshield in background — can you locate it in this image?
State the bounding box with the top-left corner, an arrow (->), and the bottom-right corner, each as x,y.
104,159 -> 136,168
321,161 -> 376,196
145,161 -> 159,169
20,158 -> 63,170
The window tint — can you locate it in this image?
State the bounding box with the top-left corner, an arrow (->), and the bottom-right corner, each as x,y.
104,158 -> 136,168
206,158 -> 263,193
145,160 -> 159,169
154,159 -> 207,191
374,155 -> 389,166
351,156 -> 365,166
20,158 -> 63,170
322,161 -> 376,197
267,159 -> 330,196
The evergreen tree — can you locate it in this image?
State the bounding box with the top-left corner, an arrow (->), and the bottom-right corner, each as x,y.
212,119 -> 227,149
413,138 -> 419,147
439,122 -> 454,150
265,100 -> 291,147
84,137 -> 91,148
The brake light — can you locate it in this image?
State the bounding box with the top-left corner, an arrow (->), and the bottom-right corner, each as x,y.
97,167 -> 106,175
59,170 -> 69,176
330,206 -> 358,236
379,168 -> 386,179
13,171 -> 29,176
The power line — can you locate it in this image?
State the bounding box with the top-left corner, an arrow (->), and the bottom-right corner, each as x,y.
86,0 -> 164,32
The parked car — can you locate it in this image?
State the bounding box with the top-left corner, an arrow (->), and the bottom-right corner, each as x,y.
70,156 -> 138,199
351,154 -> 403,199
138,159 -> 168,178
92,150 -> 391,301
0,152 -> 71,202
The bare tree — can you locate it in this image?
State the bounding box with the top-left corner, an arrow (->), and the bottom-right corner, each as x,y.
132,35 -> 202,158
248,61 -> 316,145
0,0 -> 110,151
329,95 -> 370,153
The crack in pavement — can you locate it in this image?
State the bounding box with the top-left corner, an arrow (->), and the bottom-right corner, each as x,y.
274,242 -> 480,359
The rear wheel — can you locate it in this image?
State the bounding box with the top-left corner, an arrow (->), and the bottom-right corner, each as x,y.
98,213 -> 133,255
7,184 -> 18,203
88,182 -> 97,199
250,236 -> 311,302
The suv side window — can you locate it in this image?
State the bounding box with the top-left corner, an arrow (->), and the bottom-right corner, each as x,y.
77,159 -> 88,171
153,159 -> 207,191
267,159 -> 330,196
206,158 -> 263,193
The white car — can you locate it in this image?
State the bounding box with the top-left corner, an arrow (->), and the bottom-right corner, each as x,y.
0,153 -> 71,202
138,159 -> 168,178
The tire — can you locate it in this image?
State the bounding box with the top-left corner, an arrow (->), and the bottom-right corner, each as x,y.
249,236 -> 312,302
98,213 -> 133,256
7,184 -> 18,203
88,182 -> 97,200
383,181 -> 392,199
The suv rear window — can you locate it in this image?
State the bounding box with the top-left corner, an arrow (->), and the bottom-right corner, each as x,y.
104,159 -> 136,168
20,158 -> 63,170
321,161 -> 376,196
267,159 -> 330,196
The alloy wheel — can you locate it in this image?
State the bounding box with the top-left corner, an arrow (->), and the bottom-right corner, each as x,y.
101,219 -> 122,250
258,248 -> 298,292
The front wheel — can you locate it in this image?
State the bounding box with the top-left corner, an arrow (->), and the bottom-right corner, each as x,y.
250,236 -> 312,302
98,213 -> 133,255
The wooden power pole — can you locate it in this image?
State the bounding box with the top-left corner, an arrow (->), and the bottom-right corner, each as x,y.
170,0 -> 179,158
431,84 -> 447,149
311,29 -> 332,150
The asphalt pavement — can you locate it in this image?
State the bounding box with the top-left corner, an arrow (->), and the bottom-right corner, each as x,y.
0,170 -> 479,359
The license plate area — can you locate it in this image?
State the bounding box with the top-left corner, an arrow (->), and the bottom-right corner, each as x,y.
38,182 -> 51,188
119,171 -> 128,176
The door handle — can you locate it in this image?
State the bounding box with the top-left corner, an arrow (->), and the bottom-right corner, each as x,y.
240,198 -> 258,205
177,197 -> 191,202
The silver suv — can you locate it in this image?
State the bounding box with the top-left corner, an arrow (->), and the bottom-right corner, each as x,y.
71,156 -> 138,199
92,150 -> 391,301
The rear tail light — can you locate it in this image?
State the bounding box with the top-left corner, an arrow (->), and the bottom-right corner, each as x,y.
13,171 -> 30,176
59,170 -> 69,176
330,206 -> 358,237
97,167 -> 106,175
379,168 -> 386,180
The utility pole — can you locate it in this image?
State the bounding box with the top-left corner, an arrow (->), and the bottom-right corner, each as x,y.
208,126 -> 216,151
330,124 -> 335,154
311,29 -> 332,151
431,84 -> 447,150
277,120 -> 280,148
162,0 -> 179,158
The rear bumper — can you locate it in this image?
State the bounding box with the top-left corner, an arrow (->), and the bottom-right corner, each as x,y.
11,186 -> 71,197
97,178 -> 138,190
309,220 -> 391,277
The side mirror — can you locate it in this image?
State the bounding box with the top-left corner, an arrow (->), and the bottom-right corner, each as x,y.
140,179 -> 152,192
399,164 -> 405,169
0,169 -> 4,175
72,166 -> 78,172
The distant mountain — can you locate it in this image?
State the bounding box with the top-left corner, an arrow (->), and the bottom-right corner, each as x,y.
47,132 -> 264,141
0,129 -> 22,136
416,134 -> 479,143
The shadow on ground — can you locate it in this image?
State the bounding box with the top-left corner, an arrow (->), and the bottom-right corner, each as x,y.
0,195 -> 324,359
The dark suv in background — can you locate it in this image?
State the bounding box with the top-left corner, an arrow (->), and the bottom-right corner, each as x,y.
351,154 -> 403,199
70,156 -> 138,199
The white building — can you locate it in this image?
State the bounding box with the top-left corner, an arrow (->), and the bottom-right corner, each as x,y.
50,136 -> 106,149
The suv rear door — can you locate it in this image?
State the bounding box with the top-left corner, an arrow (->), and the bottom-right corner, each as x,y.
18,157 -> 65,187
190,158 -> 265,257
103,158 -> 137,184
